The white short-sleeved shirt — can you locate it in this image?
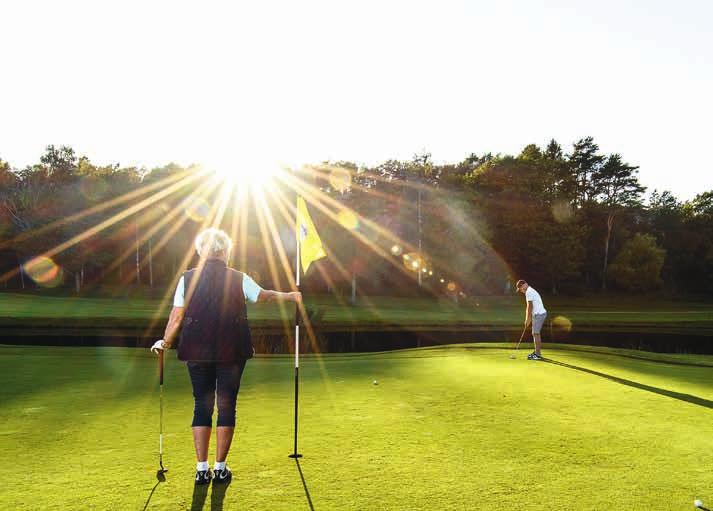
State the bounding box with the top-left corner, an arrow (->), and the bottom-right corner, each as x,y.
525,286 -> 547,315
173,273 -> 262,307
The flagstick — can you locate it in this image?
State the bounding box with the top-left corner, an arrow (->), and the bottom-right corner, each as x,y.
289,213 -> 303,459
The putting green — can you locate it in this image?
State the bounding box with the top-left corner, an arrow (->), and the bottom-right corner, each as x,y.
1,344 -> 712,510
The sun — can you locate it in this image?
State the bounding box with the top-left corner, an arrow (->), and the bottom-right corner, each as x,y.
209,161 -> 277,188
203,153 -> 286,192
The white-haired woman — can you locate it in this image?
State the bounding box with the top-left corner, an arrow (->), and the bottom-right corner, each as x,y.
151,228 -> 301,485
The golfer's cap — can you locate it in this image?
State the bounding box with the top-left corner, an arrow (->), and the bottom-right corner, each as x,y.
515,279 -> 527,290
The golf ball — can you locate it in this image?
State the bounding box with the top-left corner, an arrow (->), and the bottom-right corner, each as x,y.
694,499 -> 703,508
373,380 -> 378,385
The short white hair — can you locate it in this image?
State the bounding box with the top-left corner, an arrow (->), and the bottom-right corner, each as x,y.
194,228 -> 233,259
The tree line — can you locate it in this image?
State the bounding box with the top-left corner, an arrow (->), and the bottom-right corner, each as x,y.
0,140 -> 711,298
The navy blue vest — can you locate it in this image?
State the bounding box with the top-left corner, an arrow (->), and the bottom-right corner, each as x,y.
177,259 -> 254,362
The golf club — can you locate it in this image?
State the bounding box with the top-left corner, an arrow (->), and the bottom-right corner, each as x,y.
157,346 -> 168,481
509,325 -> 528,359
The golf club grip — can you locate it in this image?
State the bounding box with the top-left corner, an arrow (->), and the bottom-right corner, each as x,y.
159,349 -> 164,385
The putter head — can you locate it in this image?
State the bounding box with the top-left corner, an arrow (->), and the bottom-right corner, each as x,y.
157,460 -> 168,482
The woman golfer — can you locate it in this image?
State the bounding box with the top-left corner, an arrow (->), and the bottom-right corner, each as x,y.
151,228 -> 301,485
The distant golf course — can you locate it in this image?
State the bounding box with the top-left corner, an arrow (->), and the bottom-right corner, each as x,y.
1,343 -> 712,510
1,292 -> 711,337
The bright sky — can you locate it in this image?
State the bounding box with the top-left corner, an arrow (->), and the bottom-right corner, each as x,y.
1,0 -> 711,200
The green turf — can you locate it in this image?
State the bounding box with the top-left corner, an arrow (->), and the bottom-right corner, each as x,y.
1,292 -> 711,335
1,344 -> 712,510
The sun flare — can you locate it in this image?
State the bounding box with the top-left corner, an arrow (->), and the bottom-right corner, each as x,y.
201,153 -> 292,192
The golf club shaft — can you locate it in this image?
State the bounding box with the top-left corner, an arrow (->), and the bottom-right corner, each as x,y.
159,350 -> 164,461
515,325 -> 527,350
159,348 -> 164,385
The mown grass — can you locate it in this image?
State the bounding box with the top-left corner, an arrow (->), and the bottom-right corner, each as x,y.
1,344 -> 712,510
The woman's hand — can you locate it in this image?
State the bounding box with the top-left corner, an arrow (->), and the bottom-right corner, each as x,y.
151,339 -> 167,354
291,291 -> 302,304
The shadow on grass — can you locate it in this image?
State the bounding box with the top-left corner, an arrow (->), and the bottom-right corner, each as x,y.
544,358 -> 713,410
186,480 -> 231,510
190,483 -> 209,510
295,459 -> 315,511
142,480 -> 162,511
211,480 -> 231,510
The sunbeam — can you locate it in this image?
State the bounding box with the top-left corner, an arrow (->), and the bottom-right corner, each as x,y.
107,175 -> 224,288
0,168 -> 195,253
0,169 -> 207,284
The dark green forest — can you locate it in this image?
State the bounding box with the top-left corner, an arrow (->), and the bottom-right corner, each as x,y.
1,138 -> 711,298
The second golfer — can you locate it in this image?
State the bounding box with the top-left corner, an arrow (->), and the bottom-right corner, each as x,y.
515,279 -> 547,361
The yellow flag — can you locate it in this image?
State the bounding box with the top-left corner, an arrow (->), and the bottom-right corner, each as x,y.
296,196 -> 326,274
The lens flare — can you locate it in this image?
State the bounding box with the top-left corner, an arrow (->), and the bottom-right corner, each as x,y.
404,252 -> 419,270
23,256 -> 63,288
184,196 -> 211,222
328,167 -> 352,193
402,252 -> 430,273
447,281 -> 457,292
405,254 -> 433,274
391,244 -> 403,256
552,315 -> 573,332
552,200 -> 574,223
337,209 -> 359,230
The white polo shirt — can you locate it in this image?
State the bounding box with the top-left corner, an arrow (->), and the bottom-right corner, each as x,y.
173,273 -> 263,307
525,286 -> 547,315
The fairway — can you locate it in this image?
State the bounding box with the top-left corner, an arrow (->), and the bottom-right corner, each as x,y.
1,293 -> 711,337
1,344 -> 712,510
